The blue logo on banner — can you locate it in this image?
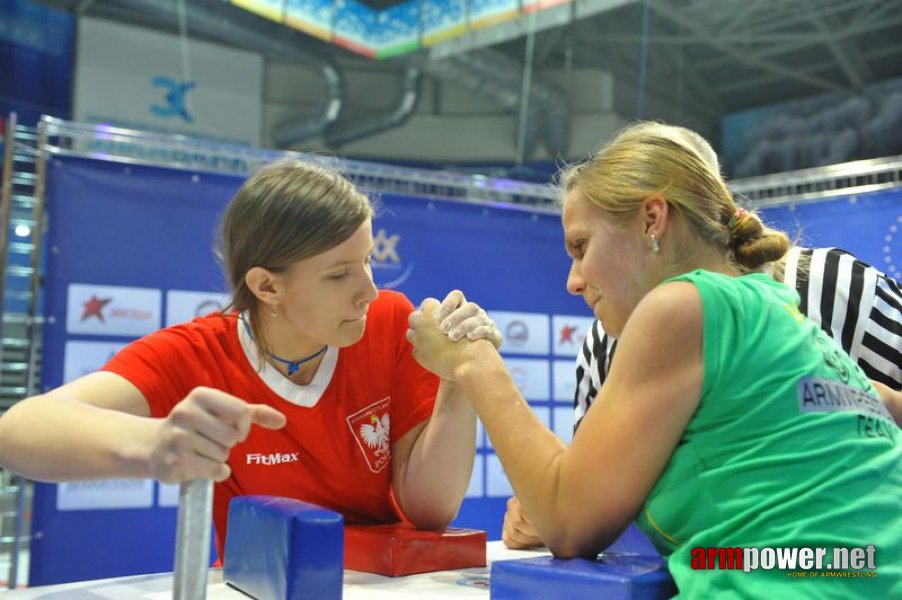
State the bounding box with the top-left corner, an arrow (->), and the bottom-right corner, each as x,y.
371,228 -> 414,289
150,76 -> 195,123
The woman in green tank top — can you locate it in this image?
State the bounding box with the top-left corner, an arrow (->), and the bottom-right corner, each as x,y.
407,121 -> 900,598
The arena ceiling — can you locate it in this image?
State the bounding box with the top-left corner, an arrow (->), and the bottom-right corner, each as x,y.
496,0 -> 902,122
39,0 -> 902,143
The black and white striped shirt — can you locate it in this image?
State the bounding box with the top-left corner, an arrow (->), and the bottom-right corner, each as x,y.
573,247 -> 902,430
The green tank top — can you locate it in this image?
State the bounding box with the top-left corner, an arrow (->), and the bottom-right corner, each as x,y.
635,270 -> 901,598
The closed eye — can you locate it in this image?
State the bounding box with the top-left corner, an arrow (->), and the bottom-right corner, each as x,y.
568,241 -> 586,258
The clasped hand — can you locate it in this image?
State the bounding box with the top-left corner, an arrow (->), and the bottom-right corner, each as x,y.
406,290 -> 500,380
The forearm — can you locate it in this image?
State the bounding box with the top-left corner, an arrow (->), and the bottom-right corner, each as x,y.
395,380 -> 477,529
453,347 -> 570,549
871,380 -> 902,426
886,390 -> 902,427
0,394 -> 155,481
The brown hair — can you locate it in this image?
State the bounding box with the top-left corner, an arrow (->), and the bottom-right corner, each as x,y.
219,159 -> 373,358
560,121 -> 789,273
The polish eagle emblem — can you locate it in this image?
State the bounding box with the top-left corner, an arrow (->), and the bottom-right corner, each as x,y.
346,397 -> 392,473
359,414 -> 390,452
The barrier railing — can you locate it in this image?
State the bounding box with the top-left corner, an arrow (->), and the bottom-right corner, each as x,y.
36,117 -> 902,211
40,117 -> 560,210
731,155 -> 902,208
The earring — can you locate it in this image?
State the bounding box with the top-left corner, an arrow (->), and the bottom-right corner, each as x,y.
270,303 -> 278,318
651,234 -> 660,254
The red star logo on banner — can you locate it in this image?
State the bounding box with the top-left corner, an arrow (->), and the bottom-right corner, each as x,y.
559,325 -> 578,344
81,295 -> 113,322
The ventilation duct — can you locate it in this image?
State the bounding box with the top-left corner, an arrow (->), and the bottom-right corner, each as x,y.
412,49 -> 570,159
101,2 -> 568,153
532,77 -> 570,157
411,54 -> 540,158
111,0 -> 343,144
272,63 -> 343,147
323,67 -> 421,148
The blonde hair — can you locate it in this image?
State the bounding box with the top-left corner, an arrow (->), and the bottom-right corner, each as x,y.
561,121 -> 789,273
219,159 -> 373,358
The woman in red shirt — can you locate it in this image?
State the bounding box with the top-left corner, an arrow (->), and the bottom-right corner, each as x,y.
0,159 -> 497,557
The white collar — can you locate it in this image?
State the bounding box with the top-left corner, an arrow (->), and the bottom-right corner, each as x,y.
236,312 -> 338,408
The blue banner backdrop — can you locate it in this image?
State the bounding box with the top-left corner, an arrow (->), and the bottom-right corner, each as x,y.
31,155 -> 588,584
32,155 -> 902,584
759,190 -> 902,277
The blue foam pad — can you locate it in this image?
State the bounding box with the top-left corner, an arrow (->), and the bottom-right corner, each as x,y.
491,552 -> 676,600
223,496 -> 343,600
607,524 -> 660,557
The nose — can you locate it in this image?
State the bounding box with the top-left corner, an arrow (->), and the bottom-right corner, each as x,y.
566,262 -> 586,296
358,269 -> 379,306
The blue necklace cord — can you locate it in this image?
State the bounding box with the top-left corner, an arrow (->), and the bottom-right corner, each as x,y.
240,314 -> 327,376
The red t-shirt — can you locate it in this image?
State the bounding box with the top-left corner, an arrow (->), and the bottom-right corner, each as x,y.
102,290 -> 438,558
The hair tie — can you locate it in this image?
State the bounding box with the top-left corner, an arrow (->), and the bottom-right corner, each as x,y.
727,207 -> 749,229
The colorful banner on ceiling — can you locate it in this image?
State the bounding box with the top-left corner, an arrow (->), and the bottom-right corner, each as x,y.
229,0 -> 573,59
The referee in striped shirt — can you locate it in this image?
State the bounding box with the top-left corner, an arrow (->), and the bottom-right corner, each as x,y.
574,245 -> 902,432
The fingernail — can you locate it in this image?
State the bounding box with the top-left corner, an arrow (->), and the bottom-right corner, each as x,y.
450,329 -> 461,340
441,321 -> 451,333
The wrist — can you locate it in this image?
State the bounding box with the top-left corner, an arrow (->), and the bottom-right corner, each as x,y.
117,417 -> 156,479
452,341 -> 502,382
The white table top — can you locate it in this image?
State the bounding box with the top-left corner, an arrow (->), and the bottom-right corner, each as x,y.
4,541 -> 551,599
